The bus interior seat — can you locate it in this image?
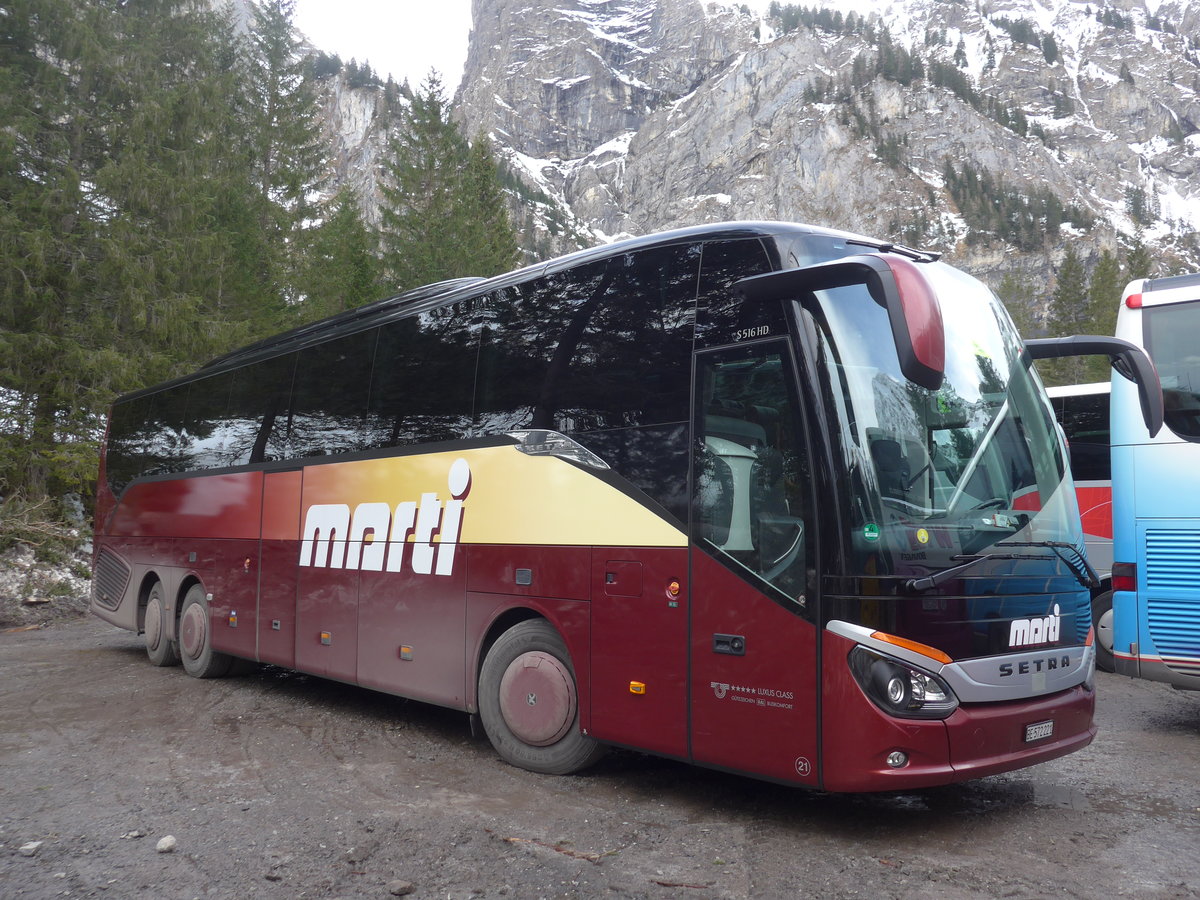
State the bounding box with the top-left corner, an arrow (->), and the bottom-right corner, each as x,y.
870,438 -> 909,499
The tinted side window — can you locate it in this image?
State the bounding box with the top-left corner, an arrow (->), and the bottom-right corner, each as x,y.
695,239 -> 778,348
474,244 -> 700,436
1057,392 -> 1110,482
289,330 -> 376,458
475,265 -> 610,434
184,355 -> 296,468
579,423 -> 690,525
365,301 -> 479,448
140,385 -> 190,478
182,370 -> 236,470
106,395 -> 154,494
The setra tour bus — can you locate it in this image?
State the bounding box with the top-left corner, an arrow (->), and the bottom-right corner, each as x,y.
91,222 -> 1162,792
1111,272 -> 1200,690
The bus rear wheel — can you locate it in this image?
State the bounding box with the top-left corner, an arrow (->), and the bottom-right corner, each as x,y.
143,581 -> 179,667
1092,590 -> 1115,673
178,585 -> 233,679
478,620 -> 605,775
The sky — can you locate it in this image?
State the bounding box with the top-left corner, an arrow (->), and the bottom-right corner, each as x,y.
292,0 -> 475,93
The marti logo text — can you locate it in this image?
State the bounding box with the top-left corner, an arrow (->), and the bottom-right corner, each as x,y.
1008,603 -> 1062,648
299,459 -> 471,577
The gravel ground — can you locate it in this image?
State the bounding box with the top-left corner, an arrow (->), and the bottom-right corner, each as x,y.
1,613 -> 1198,900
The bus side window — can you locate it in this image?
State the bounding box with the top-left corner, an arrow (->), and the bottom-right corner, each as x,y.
475,247 -> 698,437
1059,393 -> 1111,482
106,395 -> 155,493
290,330 -> 376,458
233,354 -> 296,465
552,244 -> 698,431
695,239 -> 778,348
366,303 -> 478,448
139,385 -> 190,478
182,370 -> 235,470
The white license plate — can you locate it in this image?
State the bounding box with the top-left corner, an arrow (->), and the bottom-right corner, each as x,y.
1024,720 -> 1054,743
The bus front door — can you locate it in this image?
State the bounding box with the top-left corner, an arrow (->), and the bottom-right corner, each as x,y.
688,342 -> 821,786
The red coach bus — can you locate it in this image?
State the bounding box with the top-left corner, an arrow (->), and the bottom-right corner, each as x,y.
91,222 -> 1160,791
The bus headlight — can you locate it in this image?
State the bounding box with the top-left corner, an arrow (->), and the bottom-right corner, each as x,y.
848,646 -> 959,720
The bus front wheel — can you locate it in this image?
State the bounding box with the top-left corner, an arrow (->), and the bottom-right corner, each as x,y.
478,620 -> 606,775
178,585 -> 233,679
143,581 -> 180,667
1092,590 -> 1115,673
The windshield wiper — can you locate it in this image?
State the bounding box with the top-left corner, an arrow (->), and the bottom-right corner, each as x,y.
905,553 -> 1035,593
905,543 -> 1098,593
996,540 -> 1100,590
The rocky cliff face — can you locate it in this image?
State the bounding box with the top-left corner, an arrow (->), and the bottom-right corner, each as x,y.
458,0 -> 751,159
446,0 -> 1200,293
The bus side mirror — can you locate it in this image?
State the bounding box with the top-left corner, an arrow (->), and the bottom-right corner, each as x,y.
734,254 -> 945,390
1026,335 -> 1164,437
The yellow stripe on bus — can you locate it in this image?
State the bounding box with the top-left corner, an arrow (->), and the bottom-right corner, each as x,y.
298,445 -> 686,548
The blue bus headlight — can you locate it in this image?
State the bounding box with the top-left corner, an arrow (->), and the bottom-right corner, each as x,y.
848,646 -> 959,720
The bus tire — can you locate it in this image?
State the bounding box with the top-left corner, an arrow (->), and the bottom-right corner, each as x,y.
143,581 -> 180,667
178,584 -> 233,679
478,620 -> 606,775
1092,590 -> 1115,673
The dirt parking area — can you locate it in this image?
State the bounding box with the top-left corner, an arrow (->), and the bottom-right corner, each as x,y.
2,618 -> 1198,899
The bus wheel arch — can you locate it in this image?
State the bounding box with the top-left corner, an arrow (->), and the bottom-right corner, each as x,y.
478,617 -> 605,775
141,577 -> 179,667
177,582 -> 233,679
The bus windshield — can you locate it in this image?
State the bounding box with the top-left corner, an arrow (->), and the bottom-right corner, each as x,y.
1143,299 -> 1200,440
810,262 -> 1078,578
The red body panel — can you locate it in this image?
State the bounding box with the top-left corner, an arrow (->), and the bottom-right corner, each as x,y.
588,547 -> 688,757
258,470 -> 303,667
358,566 -> 466,706
466,545 -> 591,600
1075,484 -> 1113,541
688,552 -> 820,786
202,538 -> 261,661
109,473 -> 264,540
295,567 -> 359,681
820,630 -> 1095,792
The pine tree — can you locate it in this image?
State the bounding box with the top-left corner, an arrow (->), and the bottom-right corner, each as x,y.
994,272 -> 1039,338
1083,250 -> 1122,381
1041,249 -> 1091,386
1123,228 -> 1153,281
296,188 -> 383,321
379,72 -> 519,290
242,0 -> 329,309
0,0 -> 275,498
460,132 -> 521,277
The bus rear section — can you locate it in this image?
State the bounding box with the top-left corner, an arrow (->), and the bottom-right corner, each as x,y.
92,221 -> 1161,791
1112,273 -> 1200,690
1048,382 -> 1115,671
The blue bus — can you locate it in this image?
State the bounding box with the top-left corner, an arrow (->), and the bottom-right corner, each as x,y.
1111,272 -> 1200,690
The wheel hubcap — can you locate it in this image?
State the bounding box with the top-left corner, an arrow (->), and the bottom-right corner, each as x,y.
1097,606 -> 1114,653
179,601 -> 206,661
498,651 -> 575,746
145,597 -> 162,651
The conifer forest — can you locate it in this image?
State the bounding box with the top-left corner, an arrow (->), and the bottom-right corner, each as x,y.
0,0 -> 518,507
